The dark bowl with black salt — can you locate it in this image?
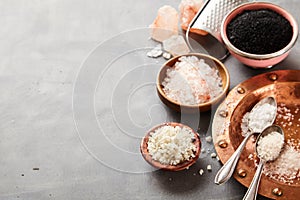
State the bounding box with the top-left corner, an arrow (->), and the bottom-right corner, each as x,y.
221,2 -> 298,68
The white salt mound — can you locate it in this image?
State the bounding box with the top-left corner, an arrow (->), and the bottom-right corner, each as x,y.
162,56 -> 223,105
257,131 -> 284,161
147,125 -> 196,165
264,145 -> 300,183
248,103 -> 277,133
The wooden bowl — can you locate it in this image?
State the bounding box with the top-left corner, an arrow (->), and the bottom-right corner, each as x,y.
156,53 -> 229,113
140,122 -> 201,171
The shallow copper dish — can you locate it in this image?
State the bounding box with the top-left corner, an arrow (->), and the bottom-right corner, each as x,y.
140,122 -> 201,171
212,70 -> 300,200
156,53 -> 230,113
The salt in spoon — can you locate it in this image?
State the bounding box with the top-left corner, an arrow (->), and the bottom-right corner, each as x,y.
214,96 -> 277,185
243,125 -> 284,200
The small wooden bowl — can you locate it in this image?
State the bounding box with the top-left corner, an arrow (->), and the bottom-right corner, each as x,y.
156,53 -> 229,113
140,122 -> 201,171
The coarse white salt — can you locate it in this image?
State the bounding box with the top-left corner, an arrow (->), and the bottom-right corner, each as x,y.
257,131 -> 284,161
147,44 -> 163,58
248,102 -> 277,133
205,136 -> 212,143
263,145 -> 300,184
241,102 -> 277,136
162,56 -> 223,105
162,35 -> 190,56
210,153 -> 217,158
162,52 -> 172,60
147,125 -> 196,165
241,112 -> 251,137
199,169 -> 204,175
207,164 -> 212,171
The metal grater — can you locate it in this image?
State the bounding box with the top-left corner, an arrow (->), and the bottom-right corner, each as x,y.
186,0 -> 251,60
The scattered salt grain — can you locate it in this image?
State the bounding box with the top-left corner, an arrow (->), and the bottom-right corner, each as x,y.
199,169 -> 204,175
147,45 -> 163,58
263,145 -> 300,184
210,153 -> 217,158
147,125 -> 196,165
257,131 -> 284,161
162,56 -> 223,105
162,52 -> 172,60
205,136 -> 212,143
207,164 -> 212,171
163,35 -> 190,56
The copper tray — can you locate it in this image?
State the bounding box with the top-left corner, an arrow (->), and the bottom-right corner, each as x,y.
212,70 -> 300,200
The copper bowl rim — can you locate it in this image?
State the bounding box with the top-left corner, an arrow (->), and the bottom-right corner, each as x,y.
140,122 -> 201,171
156,53 -> 230,110
221,2 -> 299,60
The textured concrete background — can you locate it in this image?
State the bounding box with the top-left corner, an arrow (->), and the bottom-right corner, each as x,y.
0,0 -> 299,199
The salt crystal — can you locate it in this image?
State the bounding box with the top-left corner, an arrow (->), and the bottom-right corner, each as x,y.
199,169 -> 204,175
150,5 -> 178,42
147,45 -> 163,58
147,125 -> 197,165
205,136 -> 212,143
207,164 -> 212,171
163,35 -> 190,56
241,102 -> 277,136
162,52 -> 172,60
248,102 -> 277,133
179,0 -> 205,31
257,131 -> 284,161
264,145 -> 300,184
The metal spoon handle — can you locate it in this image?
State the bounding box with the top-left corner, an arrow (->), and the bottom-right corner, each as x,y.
215,133 -> 254,185
243,160 -> 265,200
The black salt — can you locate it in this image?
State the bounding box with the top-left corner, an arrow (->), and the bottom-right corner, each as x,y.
227,9 -> 293,54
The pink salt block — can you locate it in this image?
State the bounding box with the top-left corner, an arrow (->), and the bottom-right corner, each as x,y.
163,35 -> 190,56
150,5 -> 179,42
179,0 -> 208,35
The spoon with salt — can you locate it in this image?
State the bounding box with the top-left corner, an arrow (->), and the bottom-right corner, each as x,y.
243,125 -> 284,200
215,96 -> 277,185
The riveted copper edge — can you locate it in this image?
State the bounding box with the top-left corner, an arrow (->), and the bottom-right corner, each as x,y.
272,188 -> 283,196
218,140 -> 228,148
269,73 -> 278,81
237,169 -> 247,178
212,70 -> 300,200
219,110 -> 228,118
237,87 -> 245,94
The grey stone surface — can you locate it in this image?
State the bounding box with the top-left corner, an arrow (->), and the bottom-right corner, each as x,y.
0,0 -> 299,200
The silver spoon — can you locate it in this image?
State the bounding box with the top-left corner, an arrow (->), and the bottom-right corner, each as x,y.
214,96 -> 277,185
243,125 -> 284,200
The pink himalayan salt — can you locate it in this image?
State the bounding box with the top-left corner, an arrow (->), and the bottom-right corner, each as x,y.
150,5 -> 179,42
179,0 -> 208,35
